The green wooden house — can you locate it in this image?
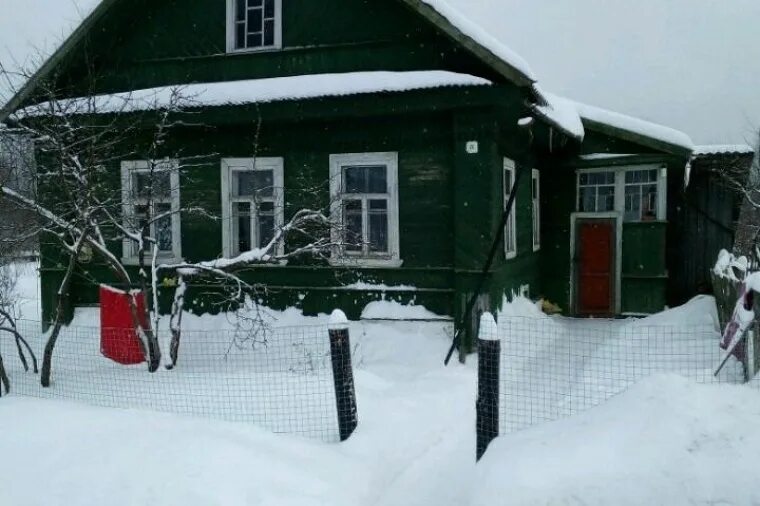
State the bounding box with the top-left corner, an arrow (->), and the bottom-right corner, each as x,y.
0,0 -> 708,350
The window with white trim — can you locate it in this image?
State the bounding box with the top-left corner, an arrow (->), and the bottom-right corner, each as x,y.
503,158 -> 517,259
221,158 -> 285,258
532,168 -> 541,251
227,0 -> 282,52
624,169 -> 658,222
330,152 -> 401,267
577,166 -> 667,222
578,170 -> 616,213
121,160 -> 182,262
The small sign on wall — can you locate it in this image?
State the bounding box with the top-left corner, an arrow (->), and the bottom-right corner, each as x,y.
466,141 -> 479,154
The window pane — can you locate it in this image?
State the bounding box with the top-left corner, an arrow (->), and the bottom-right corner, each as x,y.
343,166 -> 387,194
236,170 -> 274,197
598,186 -> 615,212
236,0 -> 246,21
258,214 -> 275,248
579,173 -> 588,185
154,203 -> 173,252
133,172 -> 170,198
625,186 -> 641,221
504,170 -> 513,195
343,167 -> 365,194
369,200 -> 388,253
234,202 -> 251,254
248,0 -> 262,7
642,184 -> 658,220
248,8 -> 263,31
236,22 -> 246,48
263,19 -> 275,46
343,200 -> 363,252
264,0 -> 275,18
246,32 -> 262,47
579,187 -> 595,212
505,218 -> 515,252
367,166 -> 387,193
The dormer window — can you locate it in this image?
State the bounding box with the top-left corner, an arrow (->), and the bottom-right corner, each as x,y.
227,0 -> 282,52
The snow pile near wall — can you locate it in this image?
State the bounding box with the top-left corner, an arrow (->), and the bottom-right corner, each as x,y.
17,71 -> 492,116
497,294 -> 546,319
473,374 -> 760,506
497,296 -> 743,433
361,300 -> 447,320
713,248 -> 749,281
628,294 -> 721,330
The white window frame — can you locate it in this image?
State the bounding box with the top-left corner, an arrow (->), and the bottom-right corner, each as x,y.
532,168 -> 541,252
329,152 -> 402,268
226,0 -> 283,53
503,158 -> 517,260
121,160 -> 182,265
576,165 -> 667,222
221,157 -> 285,259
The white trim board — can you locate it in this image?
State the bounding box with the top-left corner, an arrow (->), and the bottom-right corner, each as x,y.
329,152 -> 402,268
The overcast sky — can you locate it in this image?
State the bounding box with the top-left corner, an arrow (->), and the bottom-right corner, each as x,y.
1,0 -> 758,146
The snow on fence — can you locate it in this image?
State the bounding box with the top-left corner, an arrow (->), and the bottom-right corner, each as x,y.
1,314 -> 358,443
476,311 -> 758,459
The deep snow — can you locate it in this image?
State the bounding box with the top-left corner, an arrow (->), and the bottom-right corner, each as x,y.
473,374 -> 760,506
2,268 -> 759,505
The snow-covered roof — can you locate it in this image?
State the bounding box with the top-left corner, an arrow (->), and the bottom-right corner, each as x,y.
532,89 -> 586,141
414,0 -> 536,82
534,87 -> 694,154
693,144 -> 755,157
15,71 -> 492,117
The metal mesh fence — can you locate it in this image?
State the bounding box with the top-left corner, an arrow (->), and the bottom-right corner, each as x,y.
1,319 -> 350,442
479,315 -> 759,436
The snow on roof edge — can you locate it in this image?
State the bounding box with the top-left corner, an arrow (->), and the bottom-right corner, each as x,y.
574,100 -> 694,152
417,0 -> 536,82
15,71 -> 493,117
693,144 -> 755,156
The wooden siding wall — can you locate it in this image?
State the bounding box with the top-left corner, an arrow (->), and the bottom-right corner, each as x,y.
669,162 -> 738,306
47,0 -> 503,101
539,145 -> 686,315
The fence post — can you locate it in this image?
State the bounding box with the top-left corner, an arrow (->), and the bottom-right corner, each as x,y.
476,312 -> 500,461
328,309 -> 358,442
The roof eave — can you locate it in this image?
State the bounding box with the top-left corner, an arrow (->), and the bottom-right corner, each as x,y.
398,0 -> 535,87
582,117 -> 693,158
0,0 -> 119,122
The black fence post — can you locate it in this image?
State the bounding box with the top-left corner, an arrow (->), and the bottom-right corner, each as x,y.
476,312 -> 500,461
329,310 -> 358,441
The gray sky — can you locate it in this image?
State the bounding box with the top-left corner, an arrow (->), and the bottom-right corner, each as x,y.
1,0 -> 758,145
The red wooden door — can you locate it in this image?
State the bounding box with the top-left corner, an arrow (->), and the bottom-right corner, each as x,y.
577,220 -> 615,315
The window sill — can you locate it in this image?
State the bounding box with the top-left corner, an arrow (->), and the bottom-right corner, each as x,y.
329,257 -> 404,269
226,44 -> 282,55
505,251 -> 518,261
121,256 -> 183,267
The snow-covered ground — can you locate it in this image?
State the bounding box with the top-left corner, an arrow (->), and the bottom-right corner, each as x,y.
2,265 -> 760,505
497,295 -> 748,433
473,374 -> 760,506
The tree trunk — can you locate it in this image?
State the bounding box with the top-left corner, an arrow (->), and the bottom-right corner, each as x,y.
41,235 -> 86,388
0,352 -> 9,395
166,277 -> 186,370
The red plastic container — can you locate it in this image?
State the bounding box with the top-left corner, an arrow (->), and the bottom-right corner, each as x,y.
100,285 -> 147,365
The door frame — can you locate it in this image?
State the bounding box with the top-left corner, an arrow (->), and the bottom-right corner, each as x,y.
569,212 -> 623,315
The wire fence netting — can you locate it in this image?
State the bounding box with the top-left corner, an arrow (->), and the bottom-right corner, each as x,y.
2,319 -> 348,442
481,315 -> 760,435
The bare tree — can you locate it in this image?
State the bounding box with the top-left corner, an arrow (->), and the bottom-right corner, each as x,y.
0,62 -> 343,383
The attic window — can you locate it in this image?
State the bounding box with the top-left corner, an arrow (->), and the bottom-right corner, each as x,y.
227,0 -> 282,52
